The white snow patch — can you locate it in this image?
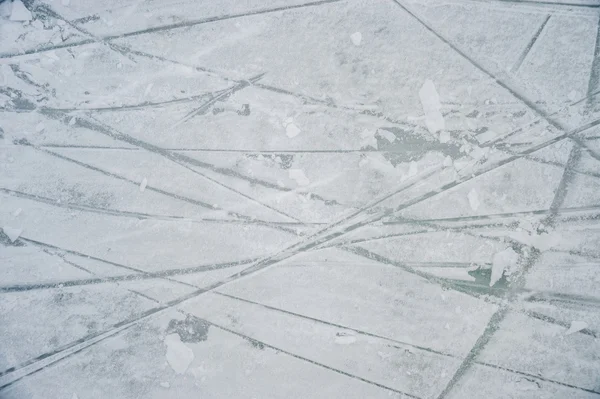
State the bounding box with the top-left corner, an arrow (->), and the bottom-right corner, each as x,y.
160,382 -> 170,388
62,0 -> 71,6
359,129 -> 378,149
139,177 -> 148,192
289,169 -> 310,186
334,333 -> 356,345
443,156 -> 453,167
9,0 -> 32,21
565,320 -> 587,335
13,208 -> 22,217
508,231 -> 562,252
408,161 -> 418,177
439,130 -> 451,144
378,129 -> 396,143
467,188 -> 480,211
419,79 -> 445,134
490,247 -> 519,287
144,83 -> 154,96
2,226 -> 23,242
68,117 -> 77,126
350,32 -> 362,46
285,123 -> 301,138
164,334 -> 194,374
71,394 -> 79,399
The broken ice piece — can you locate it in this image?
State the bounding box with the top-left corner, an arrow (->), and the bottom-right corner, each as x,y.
490,247 -> 519,287
160,382 -> 170,388
139,177 -> 148,192
334,333 -> 356,345
2,226 -> 23,242
285,123 -> 301,138
565,320 -> 588,335
68,117 -> 77,126
439,130 -> 451,144
35,123 -> 45,133
164,334 -> 194,374
443,155 -> 453,167
13,208 -> 22,217
419,79 -> 445,134
378,129 -> 396,143
350,32 -> 362,46
467,188 -> 480,211
289,169 -> 310,186
9,0 -> 32,22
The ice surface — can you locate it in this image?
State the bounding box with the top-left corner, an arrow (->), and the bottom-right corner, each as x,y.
1,0 -> 599,398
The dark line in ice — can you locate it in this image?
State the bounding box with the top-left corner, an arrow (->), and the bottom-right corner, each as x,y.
587,13 -> 600,105
104,0 -> 344,40
213,291 -> 457,357
524,310 -> 599,338
465,0 -> 600,8
435,308 -> 509,399
176,310 -> 421,398
390,0 -> 568,134
0,256 -> 257,294
0,188 -> 319,231
45,91 -> 217,112
384,205 -> 600,225
510,14 -> 551,73
0,0 -> 344,60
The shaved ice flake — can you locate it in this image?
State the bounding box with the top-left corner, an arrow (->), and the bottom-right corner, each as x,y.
9,0 -> 32,22
289,169 -> 309,186
2,226 -> 22,242
490,247 -> 519,287
565,321 -> 587,335
419,79 -> 445,134
467,188 -> 480,211
139,177 -> 148,192
350,32 -> 362,46
164,334 -> 194,374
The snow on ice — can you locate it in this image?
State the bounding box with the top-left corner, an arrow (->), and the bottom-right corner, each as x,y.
9,0 -> 32,22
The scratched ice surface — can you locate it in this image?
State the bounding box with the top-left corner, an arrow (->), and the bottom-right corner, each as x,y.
1,0 -> 600,397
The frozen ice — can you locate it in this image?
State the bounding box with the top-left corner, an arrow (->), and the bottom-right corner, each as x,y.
35,123 -> 45,133
160,382 -> 170,388
9,0 -> 32,22
418,79 -> 445,134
